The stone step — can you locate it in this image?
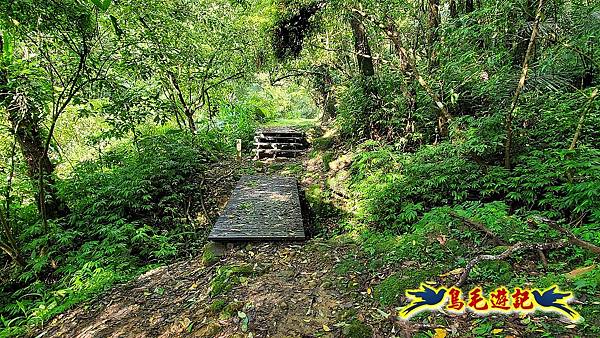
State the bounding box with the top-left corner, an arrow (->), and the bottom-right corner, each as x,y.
254,136 -> 307,143
255,149 -> 304,159
254,142 -> 307,150
254,127 -> 309,159
256,131 -> 305,138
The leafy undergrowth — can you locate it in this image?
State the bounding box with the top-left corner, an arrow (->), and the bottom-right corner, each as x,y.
0,128 -> 246,337
302,127 -> 600,336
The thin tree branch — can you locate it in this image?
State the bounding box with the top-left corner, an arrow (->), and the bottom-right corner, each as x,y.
569,89 -> 598,150
449,211 -> 508,245
457,241 -> 566,286
504,0 -> 544,170
531,216 -> 600,255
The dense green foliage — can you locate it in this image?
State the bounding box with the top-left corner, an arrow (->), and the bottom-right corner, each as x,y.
0,0 -> 599,336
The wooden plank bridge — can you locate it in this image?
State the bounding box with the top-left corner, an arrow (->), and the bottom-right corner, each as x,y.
208,175 -> 306,241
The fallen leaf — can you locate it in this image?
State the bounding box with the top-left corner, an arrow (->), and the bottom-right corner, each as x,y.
491,328 -> 503,334
433,328 -> 447,338
238,311 -> 249,332
436,235 -> 447,245
439,268 -> 465,277
566,265 -> 596,279
565,324 -> 577,329
179,317 -> 191,331
367,287 -> 372,295
323,324 -> 331,332
376,308 -> 390,319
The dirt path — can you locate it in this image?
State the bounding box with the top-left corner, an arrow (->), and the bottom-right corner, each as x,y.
35,238 -> 411,338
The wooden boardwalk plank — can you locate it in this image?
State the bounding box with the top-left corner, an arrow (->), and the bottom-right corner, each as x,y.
208,175 -> 305,241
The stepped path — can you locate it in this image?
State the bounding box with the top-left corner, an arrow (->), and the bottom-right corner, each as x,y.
254,127 -> 309,160
208,175 -> 305,241
31,132 -> 423,338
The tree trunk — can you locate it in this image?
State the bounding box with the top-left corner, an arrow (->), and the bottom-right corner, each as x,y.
450,0 -> 458,18
466,0 -> 474,13
185,112 -> 197,132
351,8 -> 453,138
5,97 -> 67,219
350,13 -> 381,138
1,36 -> 68,219
350,14 -> 375,77
504,0 -> 544,170
167,70 -> 196,132
427,0 -> 441,68
319,71 -> 336,121
570,89 -> 597,151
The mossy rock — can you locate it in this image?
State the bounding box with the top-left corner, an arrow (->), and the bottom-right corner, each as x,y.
477,260 -> 512,284
305,185 -> 339,223
374,274 -> 404,306
221,301 -> 244,319
342,320 -> 373,338
322,151 -> 335,170
209,299 -> 227,313
284,163 -> 303,175
313,136 -> 334,151
202,242 -> 226,266
374,267 -> 442,306
209,264 -> 254,297
335,258 -> 366,275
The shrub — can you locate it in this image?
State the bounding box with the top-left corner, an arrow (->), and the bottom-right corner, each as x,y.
1,127 -> 226,334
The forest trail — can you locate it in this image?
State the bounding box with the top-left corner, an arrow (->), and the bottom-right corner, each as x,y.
4,1 -> 599,336
32,138 -> 415,338
32,139 -> 390,338
35,240 -> 391,338
24,125 -> 597,338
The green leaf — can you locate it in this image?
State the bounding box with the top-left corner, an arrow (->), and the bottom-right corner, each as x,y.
1,30 -> 13,60
90,0 -> 111,11
238,311 -> 249,332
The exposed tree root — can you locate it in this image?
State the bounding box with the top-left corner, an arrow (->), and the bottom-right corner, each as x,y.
456,241 -> 567,286
530,216 -> 600,255
448,211 -> 507,245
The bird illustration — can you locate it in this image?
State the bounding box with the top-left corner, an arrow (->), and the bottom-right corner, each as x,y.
400,284 -> 447,317
532,286 -> 578,320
